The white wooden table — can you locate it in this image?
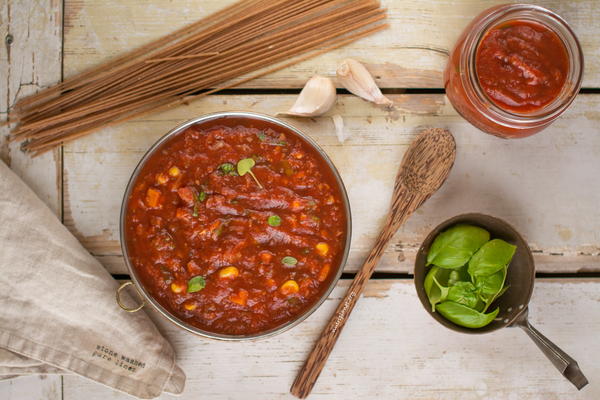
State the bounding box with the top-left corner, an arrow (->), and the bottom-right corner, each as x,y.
1,1 -> 600,399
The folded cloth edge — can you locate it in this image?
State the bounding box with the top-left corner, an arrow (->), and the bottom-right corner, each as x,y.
0,329 -> 185,398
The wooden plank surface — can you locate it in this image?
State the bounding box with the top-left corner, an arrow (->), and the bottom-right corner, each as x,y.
63,0 -> 600,89
2,0 -> 600,398
0,1 -> 63,396
0,376 -> 61,400
62,93 -> 600,274
61,279 -> 600,399
0,0 -> 63,216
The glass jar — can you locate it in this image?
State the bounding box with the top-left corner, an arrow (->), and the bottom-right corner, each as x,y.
444,4 -> 583,138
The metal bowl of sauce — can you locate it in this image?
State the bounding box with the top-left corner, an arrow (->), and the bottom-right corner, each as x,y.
117,112 -> 352,340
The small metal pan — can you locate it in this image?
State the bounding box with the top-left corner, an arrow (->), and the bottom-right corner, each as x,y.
414,213 -> 588,390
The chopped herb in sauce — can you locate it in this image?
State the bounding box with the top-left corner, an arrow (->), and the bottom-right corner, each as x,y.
267,215 -> 281,227
197,191 -> 207,202
187,276 -> 206,293
282,256 -> 298,266
219,162 -> 235,174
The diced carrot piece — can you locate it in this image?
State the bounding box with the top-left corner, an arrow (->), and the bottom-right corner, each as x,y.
230,289 -> 248,306
291,200 -> 303,211
260,252 -> 273,263
184,302 -> 197,311
175,208 -> 189,219
145,188 -> 162,208
318,264 -> 331,282
177,187 -> 195,205
265,278 -> 277,290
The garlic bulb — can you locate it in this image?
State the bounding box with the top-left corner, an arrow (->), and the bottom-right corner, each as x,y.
278,75 -> 336,117
336,58 -> 393,107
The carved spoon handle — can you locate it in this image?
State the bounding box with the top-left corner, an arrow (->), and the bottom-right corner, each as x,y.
290,191 -> 422,399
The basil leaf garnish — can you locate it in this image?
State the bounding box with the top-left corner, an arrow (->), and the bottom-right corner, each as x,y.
187,276 -> 206,293
427,224 -> 490,269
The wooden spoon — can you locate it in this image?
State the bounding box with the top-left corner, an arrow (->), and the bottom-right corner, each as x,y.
290,128 -> 456,398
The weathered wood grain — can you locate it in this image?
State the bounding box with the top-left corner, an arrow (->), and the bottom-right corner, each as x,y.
0,0 -> 63,215
0,375 -> 61,400
63,0 -> 600,89
62,93 -> 600,274
61,279 -> 600,399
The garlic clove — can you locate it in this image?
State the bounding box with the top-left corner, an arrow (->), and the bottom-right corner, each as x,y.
332,114 -> 346,144
278,75 -> 336,117
336,58 -> 393,107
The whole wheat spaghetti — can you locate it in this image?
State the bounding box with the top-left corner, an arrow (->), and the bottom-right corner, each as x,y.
7,0 -> 388,155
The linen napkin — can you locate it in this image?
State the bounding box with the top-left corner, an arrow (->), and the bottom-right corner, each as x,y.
0,159 -> 186,398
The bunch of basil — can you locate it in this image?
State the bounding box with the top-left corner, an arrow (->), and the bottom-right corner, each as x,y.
424,224 -> 516,328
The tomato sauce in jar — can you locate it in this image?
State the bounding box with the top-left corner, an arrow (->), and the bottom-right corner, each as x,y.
476,20 -> 569,114
444,4 -> 583,138
124,117 -> 348,336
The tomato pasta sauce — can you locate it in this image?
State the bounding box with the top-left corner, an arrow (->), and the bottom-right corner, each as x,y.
124,118 -> 348,336
475,20 -> 569,114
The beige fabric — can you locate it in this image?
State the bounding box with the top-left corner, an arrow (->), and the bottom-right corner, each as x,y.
0,160 -> 186,398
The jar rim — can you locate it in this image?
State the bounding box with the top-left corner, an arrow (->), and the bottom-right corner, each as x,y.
459,4 -> 584,129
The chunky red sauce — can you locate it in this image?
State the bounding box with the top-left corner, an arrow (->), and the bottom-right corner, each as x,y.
125,118 -> 347,336
476,20 -> 569,113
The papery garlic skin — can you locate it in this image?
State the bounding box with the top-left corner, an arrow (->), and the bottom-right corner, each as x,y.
332,114 -> 346,143
278,75 -> 336,117
337,58 -> 393,107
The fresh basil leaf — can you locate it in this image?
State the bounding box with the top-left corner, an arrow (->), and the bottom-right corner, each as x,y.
267,215 -> 281,227
282,256 -> 298,266
187,276 -> 206,293
447,281 -> 479,309
468,239 -> 516,278
427,224 -> 490,269
424,267 -> 450,312
436,301 -> 499,328
448,270 -> 460,286
237,158 -> 255,176
448,265 -> 470,286
475,267 -> 506,298
237,158 -> 264,188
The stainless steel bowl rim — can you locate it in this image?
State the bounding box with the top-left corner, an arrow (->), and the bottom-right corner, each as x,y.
119,111 -> 352,341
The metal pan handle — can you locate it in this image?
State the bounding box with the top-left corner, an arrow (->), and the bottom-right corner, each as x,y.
116,281 -> 146,313
513,308 -> 588,390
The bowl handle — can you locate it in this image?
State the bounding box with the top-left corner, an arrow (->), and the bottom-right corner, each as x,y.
512,308 -> 588,390
116,281 -> 146,313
